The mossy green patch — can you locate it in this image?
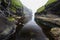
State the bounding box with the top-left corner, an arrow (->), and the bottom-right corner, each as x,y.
11,0 -> 22,7
9,7 -> 16,13
7,17 -> 15,22
37,6 -> 45,13
37,0 -> 57,13
46,0 -> 57,6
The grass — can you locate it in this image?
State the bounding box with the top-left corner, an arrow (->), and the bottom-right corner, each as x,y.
37,0 -> 57,13
37,6 -> 45,12
11,0 -> 22,7
46,0 -> 57,6
11,0 -> 57,13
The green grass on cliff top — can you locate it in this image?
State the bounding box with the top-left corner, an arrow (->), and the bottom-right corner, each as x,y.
11,0 -> 57,13
37,0 -> 57,13
11,0 -> 22,7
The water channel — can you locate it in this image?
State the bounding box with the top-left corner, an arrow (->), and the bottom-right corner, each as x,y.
18,0 -> 48,40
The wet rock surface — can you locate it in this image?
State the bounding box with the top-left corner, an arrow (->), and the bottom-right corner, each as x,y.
35,0 -> 60,40
0,0 -> 24,40
0,0 -> 60,40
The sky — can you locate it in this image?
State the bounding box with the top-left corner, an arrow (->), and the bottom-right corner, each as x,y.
20,0 -> 48,13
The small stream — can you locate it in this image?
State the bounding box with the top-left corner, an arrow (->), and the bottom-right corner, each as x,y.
18,0 -> 48,40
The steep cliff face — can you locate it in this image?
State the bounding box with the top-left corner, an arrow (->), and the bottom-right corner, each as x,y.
35,0 -> 60,26
35,0 -> 60,40
37,0 -> 58,13
0,0 -> 23,20
0,0 -> 23,40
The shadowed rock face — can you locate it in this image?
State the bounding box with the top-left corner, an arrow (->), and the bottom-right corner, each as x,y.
35,1 -> 60,28
50,27 -> 60,40
35,0 -> 60,40
0,16 -> 16,40
0,0 -> 23,40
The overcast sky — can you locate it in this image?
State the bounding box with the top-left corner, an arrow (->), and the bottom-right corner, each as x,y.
20,0 -> 48,13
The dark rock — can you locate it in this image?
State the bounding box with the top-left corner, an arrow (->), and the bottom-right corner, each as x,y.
35,0 -> 60,40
